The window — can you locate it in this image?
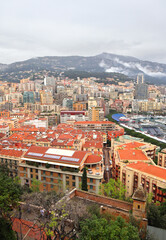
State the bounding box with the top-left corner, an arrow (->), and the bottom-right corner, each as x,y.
51,185 -> 54,189
90,178 -> 93,183
31,174 -> 33,178
43,177 -> 46,181
36,176 -> 38,180
24,167 -> 26,171
36,169 -> 38,173
90,185 -> 93,190
43,171 -> 45,175
137,205 -> 140,209
50,172 -> 53,176
72,182 -> 75,187
30,168 -> 33,172
72,176 -> 75,180
43,184 -> 46,187
58,173 -> 61,177
51,178 -> 53,182
66,181 -> 69,186
66,175 -> 69,179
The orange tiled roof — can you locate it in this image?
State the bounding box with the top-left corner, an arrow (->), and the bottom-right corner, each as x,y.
74,121 -> 114,125
59,133 -> 73,140
118,141 -> 145,149
12,218 -> 47,240
85,155 -> 102,164
127,162 -> 166,180
36,138 -> 50,142
118,149 -> 149,161
83,141 -> 103,149
24,145 -> 88,165
0,148 -> 24,157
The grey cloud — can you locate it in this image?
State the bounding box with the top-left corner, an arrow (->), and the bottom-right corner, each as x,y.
0,0 -> 166,64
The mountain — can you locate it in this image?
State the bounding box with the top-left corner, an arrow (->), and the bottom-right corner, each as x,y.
0,53 -> 166,84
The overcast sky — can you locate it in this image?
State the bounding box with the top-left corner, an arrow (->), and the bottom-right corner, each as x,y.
1,0 -> 166,64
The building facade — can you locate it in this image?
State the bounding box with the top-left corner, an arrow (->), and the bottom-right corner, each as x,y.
19,146 -> 103,194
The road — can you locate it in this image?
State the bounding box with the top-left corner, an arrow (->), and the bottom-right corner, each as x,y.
103,147 -> 111,182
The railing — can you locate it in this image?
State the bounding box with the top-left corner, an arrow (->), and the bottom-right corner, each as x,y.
61,167 -> 79,173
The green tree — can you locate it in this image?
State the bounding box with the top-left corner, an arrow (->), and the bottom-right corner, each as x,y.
45,205 -> 76,240
79,215 -> 140,240
0,164 -> 22,239
0,217 -> 16,240
82,168 -> 88,191
147,204 -> 161,228
30,178 -> 41,192
147,202 -> 166,229
0,164 -> 22,216
101,178 -> 126,200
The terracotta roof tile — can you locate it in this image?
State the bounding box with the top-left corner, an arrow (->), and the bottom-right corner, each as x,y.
74,121 -> 114,125
128,162 -> 166,180
85,155 -> 102,164
0,148 -> 24,157
118,149 -> 149,161
118,141 -> 145,149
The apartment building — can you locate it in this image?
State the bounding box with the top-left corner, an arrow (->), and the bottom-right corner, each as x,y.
112,141 -> 154,181
19,146 -> 103,194
40,104 -> 60,113
73,102 -> 87,111
88,107 -> 104,121
112,139 -> 156,161
23,92 -> 35,104
88,97 -> 97,108
0,111 -> 10,118
74,121 -> 116,132
0,118 -> 18,130
83,141 -> 103,153
0,124 -> 10,137
40,91 -> 53,105
60,111 -> 86,123
0,148 -> 25,178
108,128 -> 124,140
135,99 -> 162,112
121,162 -> 166,202
158,149 -> 166,168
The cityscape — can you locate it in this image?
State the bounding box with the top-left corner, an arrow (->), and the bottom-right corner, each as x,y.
0,71 -> 165,239
1,0 -> 166,239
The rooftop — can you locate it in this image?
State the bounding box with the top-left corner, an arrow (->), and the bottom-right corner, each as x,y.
132,185 -> 146,202
74,121 -> 114,125
118,149 -> 149,161
0,148 -> 24,158
24,146 -> 88,166
85,155 -> 102,164
127,162 -> 166,181
118,141 -> 146,149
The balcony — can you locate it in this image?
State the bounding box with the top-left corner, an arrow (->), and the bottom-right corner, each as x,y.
87,165 -> 103,177
61,167 -> 79,173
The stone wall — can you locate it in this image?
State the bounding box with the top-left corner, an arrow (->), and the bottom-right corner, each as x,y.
69,189 -> 132,212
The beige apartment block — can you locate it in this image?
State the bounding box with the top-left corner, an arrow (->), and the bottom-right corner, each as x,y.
158,149 -> 166,168
120,162 -> 166,202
